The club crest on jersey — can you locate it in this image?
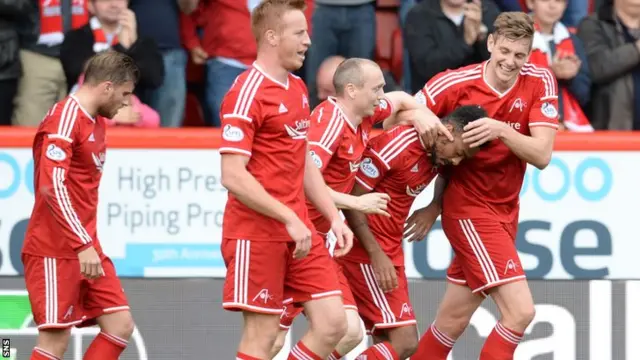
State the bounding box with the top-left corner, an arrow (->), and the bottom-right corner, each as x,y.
541,102 -> 558,119
310,151 -> 323,169
406,183 -> 427,197
45,144 -> 66,161
222,124 -> 244,142
360,158 -> 379,178
509,98 -> 526,112
414,91 -> 427,106
92,152 -> 105,172
284,119 -> 310,140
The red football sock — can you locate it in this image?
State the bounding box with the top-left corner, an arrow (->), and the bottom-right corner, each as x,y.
83,332 -> 128,359
413,323 -> 455,359
288,341 -> 322,360
355,342 -> 399,360
479,322 -> 523,360
327,349 -> 343,359
236,352 -> 262,360
31,347 -> 61,360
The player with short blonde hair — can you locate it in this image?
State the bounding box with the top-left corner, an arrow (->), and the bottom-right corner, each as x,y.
409,12 -> 559,359
219,1 -> 353,359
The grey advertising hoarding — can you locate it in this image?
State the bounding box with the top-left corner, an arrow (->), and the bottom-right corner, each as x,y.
0,278 -> 637,360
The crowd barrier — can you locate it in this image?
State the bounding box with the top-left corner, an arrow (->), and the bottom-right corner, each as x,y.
1,128 -> 639,359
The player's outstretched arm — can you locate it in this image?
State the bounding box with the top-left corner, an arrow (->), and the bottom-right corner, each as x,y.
497,126 -> 556,170
326,187 -> 391,217
382,91 -> 453,146
221,154 -> 299,225
343,182 -> 397,292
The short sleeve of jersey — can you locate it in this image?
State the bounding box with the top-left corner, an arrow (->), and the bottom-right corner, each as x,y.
307,104 -> 343,171
355,129 -> 407,191
368,96 -> 394,125
416,70 -> 458,117
527,67 -> 560,130
219,77 -> 263,157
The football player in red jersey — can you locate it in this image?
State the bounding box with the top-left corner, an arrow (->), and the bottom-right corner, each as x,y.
407,12 -> 559,360
272,58 -> 454,360
339,105 -> 488,360
218,1 -> 354,359
22,51 -> 138,360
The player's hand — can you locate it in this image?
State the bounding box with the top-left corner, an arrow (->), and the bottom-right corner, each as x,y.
551,52 -> 581,80
190,46 -> 208,65
78,246 -> 103,279
404,202 -> 441,242
412,109 -> 454,147
370,251 -> 397,292
356,192 -> 391,217
331,217 -> 354,258
286,216 -> 312,259
462,117 -> 507,148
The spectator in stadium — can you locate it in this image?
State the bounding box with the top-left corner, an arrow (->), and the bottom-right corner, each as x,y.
129,0 -> 198,128
578,0 -> 640,130
528,0 -> 593,131
180,0 -> 257,127
0,0 -> 30,125
305,0 -> 377,107
315,55 -> 344,101
60,0 -> 164,96
404,0 -> 501,93
11,0 -> 89,126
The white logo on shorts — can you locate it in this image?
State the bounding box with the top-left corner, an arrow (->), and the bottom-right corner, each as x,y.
399,303 -> 412,318
252,289 -> 273,304
504,259 -> 518,275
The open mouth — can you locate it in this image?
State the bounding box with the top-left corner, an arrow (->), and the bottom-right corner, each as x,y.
499,63 -> 515,75
296,51 -> 306,61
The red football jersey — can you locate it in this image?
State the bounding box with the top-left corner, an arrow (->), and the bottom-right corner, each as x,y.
306,96 -> 393,234
219,64 -> 313,242
416,61 -> 559,223
345,125 -> 437,266
23,95 -> 107,259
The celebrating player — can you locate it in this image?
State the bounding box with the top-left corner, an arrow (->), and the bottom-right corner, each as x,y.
218,1 -> 354,359
22,51 -> 138,360
339,105 -> 488,360
408,12 -> 559,360
272,58 -> 454,360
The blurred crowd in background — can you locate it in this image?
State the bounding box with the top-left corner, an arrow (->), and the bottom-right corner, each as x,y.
0,0 -> 638,131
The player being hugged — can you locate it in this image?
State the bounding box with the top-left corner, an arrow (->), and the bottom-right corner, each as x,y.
340,105 -> 488,360
408,12 -> 560,360
23,51 -> 138,360
272,58 -> 453,360
218,1 -> 355,359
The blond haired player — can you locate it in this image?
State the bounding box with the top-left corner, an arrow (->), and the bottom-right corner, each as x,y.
407,12 -> 559,359
218,1 -> 354,359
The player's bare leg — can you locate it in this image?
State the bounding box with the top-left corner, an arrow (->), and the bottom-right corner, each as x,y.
83,311 -> 135,359
330,308 -> 364,358
239,312 -> 282,359
413,282 -> 484,359
291,296 -> 347,359
479,279 -> 535,359
31,328 -> 71,360
270,329 -> 289,358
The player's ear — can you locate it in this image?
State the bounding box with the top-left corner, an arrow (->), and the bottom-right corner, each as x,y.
487,34 -> 495,53
265,29 -> 278,47
345,83 -> 356,100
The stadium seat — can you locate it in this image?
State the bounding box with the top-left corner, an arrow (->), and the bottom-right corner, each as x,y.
183,92 -> 206,127
375,9 -> 403,84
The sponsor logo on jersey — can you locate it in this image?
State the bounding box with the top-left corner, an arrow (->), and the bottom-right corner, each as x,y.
541,102 -> 558,119
222,124 -> 244,142
45,144 -> 66,161
360,158 -> 379,178
284,119 -> 310,140
406,183 -> 428,197
310,151 -> 323,169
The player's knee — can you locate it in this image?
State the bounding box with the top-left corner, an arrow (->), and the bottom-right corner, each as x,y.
243,315 -> 281,351
313,309 -> 347,345
100,311 -> 135,341
514,304 -> 536,328
37,328 -> 71,356
388,327 -> 419,359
